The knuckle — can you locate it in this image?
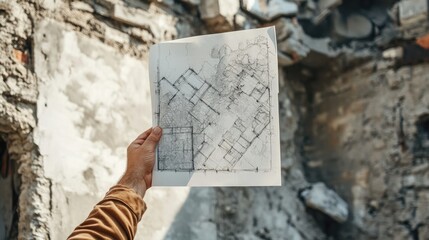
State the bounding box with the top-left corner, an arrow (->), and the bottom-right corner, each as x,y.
143,144 -> 155,154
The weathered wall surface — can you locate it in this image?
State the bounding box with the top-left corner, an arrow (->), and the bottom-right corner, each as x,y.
211,75 -> 326,240
1,0 -> 429,239
33,18 -> 216,239
0,0 -> 217,239
0,0 -> 51,239
304,61 -> 429,239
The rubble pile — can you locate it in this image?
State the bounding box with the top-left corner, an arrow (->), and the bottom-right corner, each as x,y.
0,0 -> 429,239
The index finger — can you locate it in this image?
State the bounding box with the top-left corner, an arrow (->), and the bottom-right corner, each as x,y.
130,128 -> 153,147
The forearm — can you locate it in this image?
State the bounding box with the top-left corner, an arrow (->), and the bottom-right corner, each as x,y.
118,171 -> 147,198
67,185 -> 146,240
68,127 -> 161,240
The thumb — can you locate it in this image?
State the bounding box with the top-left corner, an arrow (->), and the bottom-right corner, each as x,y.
142,126 -> 162,152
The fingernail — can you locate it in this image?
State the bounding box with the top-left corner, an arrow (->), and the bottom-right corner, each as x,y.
153,126 -> 161,135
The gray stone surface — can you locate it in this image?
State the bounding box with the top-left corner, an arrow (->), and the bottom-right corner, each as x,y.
333,11 -> 373,39
198,0 -> 238,33
301,182 -> 349,222
241,0 -> 298,21
303,62 -> 429,239
399,0 -> 428,26
112,4 -> 153,27
199,0 -> 220,19
313,0 -> 342,24
71,1 -> 94,12
275,18 -> 309,66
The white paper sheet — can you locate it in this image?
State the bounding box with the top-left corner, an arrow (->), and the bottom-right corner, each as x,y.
149,27 -> 280,186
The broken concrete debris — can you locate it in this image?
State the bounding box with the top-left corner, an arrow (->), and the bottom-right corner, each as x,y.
70,1 -> 94,13
302,34 -> 338,57
199,0 -> 220,20
199,0 -> 237,33
398,0 -> 428,27
301,183 -> 349,223
112,4 -> 152,28
274,18 -> 309,66
241,0 -> 298,22
2,0 -> 429,239
403,173 -> 429,187
313,0 -> 342,24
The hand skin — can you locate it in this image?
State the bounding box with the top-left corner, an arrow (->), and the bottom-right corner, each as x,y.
118,126 -> 162,198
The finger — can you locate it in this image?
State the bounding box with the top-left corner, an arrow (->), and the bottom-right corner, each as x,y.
141,126 -> 162,152
130,128 -> 153,147
135,128 -> 153,141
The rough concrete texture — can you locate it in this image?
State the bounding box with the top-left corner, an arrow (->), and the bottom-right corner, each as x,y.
304,62 -> 429,239
32,19 -> 215,239
1,0 -> 429,239
0,0 -> 51,239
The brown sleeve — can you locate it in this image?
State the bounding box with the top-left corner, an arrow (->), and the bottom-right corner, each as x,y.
67,184 -> 147,240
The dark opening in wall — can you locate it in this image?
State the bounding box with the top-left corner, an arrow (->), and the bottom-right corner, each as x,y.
0,137 -> 9,178
413,114 -> 429,158
0,136 -> 16,240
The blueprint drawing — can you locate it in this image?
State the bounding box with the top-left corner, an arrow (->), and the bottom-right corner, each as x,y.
149,27 -> 281,186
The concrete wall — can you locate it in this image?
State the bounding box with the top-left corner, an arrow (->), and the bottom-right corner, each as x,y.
33,19 -> 216,240
304,61 -> 429,239
2,0 -> 429,239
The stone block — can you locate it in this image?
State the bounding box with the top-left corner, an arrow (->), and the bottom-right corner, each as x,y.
199,0 -> 237,33
39,0 -> 63,10
112,4 -> 152,28
104,26 -> 129,44
313,0 -> 342,24
71,1 -> 94,13
403,173 -> 429,187
88,0 -> 116,17
199,0 -> 220,19
399,0 -> 428,26
332,11 -> 373,39
218,0 -> 240,18
241,0 -> 298,22
274,18 -> 309,66
301,182 -> 349,222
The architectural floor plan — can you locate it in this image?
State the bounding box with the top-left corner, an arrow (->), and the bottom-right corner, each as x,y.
149,27 -> 280,186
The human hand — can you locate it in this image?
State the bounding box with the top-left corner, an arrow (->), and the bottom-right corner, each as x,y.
118,126 -> 162,198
